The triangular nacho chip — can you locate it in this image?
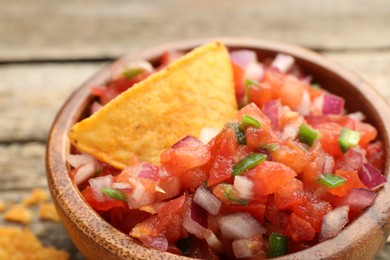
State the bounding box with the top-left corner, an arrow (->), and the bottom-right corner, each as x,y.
69,41 -> 237,169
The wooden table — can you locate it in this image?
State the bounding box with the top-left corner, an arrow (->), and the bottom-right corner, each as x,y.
1,0 -> 389,258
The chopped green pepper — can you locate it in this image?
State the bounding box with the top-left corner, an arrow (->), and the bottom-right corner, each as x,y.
122,67 -> 144,79
319,173 -> 346,188
101,188 -> 127,202
338,127 -> 360,153
228,123 -> 246,145
298,123 -> 319,147
241,114 -> 262,128
222,184 -> 249,206
232,153 -> 267,176
269,232 -> 288,257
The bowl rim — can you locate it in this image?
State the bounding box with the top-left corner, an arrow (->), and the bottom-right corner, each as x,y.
46,37 -> 390,259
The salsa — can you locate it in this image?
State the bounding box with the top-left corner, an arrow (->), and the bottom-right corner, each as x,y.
68,48 -> 386,259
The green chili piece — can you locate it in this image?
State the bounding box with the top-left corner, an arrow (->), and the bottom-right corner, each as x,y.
101,188 -> 127,202
338,127 -> 360,153
222,184 -> 249,206
298,123 -> 319,147
122,67 -> 144,79
228,123 -> 246,145
319,173 -> 346,188
269,232 -> 288,257
232,153 -> 267,176
241,114 -> 262,128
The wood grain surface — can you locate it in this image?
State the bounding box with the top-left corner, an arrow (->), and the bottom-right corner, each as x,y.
1,0 -> 389,259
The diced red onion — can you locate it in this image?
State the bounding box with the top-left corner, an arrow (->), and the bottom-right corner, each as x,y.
90,101 -> 102,114
348,111 -> 365,121
171,135 -> 202,149
218,213 -> 265,239
358,163 -> 387,190
230,50 -> 257,70
319,205 -> 350,242
199,127 -> 221,144
322,152 -> 335,174
270,53 -> 295,73
194,187 -> 222,215
233,176 -> 254,200
183,201 -> 210,238
322,93 -> 345,115
127,178 -> 145,201
337,188 -> 376,212
112,182 -> 132,190
191,201 -> 208,228
295,89 -> 311,116
89,175 -> 114,202
232,238 -> 262,259
244,62 -> 264,82
137,162 -> 159,181
74,163 -> 97,185
263,100 -> 280,131
67,153 -> 96,169
205,231 -> 223,253
311,95 -> 324,116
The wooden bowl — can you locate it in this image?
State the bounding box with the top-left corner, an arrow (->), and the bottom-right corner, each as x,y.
46,38 -> 390,259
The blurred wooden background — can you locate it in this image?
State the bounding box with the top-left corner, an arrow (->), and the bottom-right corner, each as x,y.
1,0 -> 389,259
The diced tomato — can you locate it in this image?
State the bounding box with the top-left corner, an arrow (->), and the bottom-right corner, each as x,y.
271,140 -> 308,174
237,103 -> 273,131
232,62 -> 246,105
81,186 -> 126,211
260,68 -> 284,100
245,161 -> 297,197
160,136 -> 210,176
207,129 -> 239,186
292,197 -> 332,232
286,213 -> 316,242
180,168 -> 208,192
280,75 -> 305,109
334,148 -> 363,171
314,122 -> 344,156
155,174 -> 182,201
365,141 -> 384,170
130,195 -> 187,251
248,83 -> 273,108
326,170 -> 367,197
274,178 -> 307,210
265,196 -> 290,230
107,207 -> 151,234
245,127 -> 280,150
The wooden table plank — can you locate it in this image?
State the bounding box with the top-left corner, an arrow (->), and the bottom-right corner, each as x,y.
1,0 -> 389,61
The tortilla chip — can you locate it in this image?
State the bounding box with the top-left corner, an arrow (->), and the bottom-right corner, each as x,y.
0,200 -> 5,212
69,41 -> 237,169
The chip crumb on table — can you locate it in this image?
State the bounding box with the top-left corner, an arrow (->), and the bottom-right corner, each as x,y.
0,226 -> 69,260
23,188 -> 49,206
0,200 -> 5,212
4,204 -> 33,224
39,202 -> 60,222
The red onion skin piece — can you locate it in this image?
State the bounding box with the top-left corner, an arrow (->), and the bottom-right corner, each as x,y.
191,201 -> 208,228
319,205 -> 350,242
230,50 -> 257,70
358,163 -> 387,190
137,162 -> 159,181
263,100 -> 280,131
171,135 -> 203,149
194,187 -> 222,215
322,93 -> 345,115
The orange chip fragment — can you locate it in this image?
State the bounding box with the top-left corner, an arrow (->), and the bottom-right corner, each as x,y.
4,204 -> 33,224
0,226 -> 69,259
69,41 -> 237,169
23,188 -> 49,206
39,203 -> 60,222
0,200 -> 5,212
